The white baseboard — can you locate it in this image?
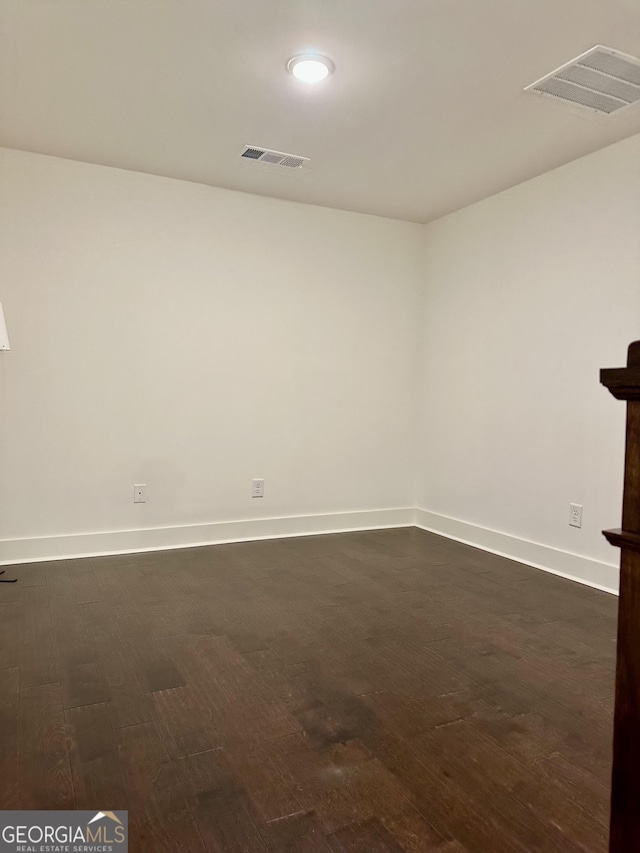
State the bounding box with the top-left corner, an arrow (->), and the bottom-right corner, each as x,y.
414,507 -> 619,595
0,507 -> 414,565
1,506 -> 620,596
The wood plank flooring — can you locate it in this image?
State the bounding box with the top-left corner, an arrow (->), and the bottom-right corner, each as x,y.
0,528 -> 617,851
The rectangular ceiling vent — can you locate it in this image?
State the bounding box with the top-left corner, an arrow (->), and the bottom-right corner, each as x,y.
240,145 -> 309,169
525,45 -> 640,115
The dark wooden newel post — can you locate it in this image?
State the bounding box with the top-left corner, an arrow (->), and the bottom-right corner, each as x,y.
601,340 -> 640,852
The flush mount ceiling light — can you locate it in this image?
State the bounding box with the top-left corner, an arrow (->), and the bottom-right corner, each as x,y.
287,54 -> 334,83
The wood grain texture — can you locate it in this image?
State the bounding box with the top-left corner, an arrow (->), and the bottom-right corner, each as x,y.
65,701 -> 127,809
19,586 -> 57,688
1,527 -> 616,851
0,667 -> 19,809
601,340 -> 640,853
118,721 -> 206,852
0,602 -> 20,670
20,682 -> 74,809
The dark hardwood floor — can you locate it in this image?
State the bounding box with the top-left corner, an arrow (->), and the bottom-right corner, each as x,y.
0,528 -> 617,851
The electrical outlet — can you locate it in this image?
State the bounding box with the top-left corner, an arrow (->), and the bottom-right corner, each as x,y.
569,503 -> 583,528
134,484 -> 147,504
252,478 -> 264,498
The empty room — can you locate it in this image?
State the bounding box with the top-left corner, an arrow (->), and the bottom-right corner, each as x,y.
1,0 -> 640,850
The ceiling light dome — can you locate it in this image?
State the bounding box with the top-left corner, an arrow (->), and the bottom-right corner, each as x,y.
287,54 -> 334,83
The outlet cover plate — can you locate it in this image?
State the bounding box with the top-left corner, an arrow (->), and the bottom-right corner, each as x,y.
569,503 -> 583,528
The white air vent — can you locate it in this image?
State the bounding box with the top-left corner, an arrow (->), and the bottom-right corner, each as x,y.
240,145 -> 309,169
525,46 -> 640,114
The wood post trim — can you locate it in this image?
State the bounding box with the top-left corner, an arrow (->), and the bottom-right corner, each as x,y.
600,340 -> 640,853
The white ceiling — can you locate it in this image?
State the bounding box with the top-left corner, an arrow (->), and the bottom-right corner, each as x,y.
1,0 -> 639,223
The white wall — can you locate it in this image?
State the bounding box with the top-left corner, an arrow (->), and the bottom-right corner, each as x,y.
417,134 -> 640,592
2,138 -> 639,587
0,149 -> 422,561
